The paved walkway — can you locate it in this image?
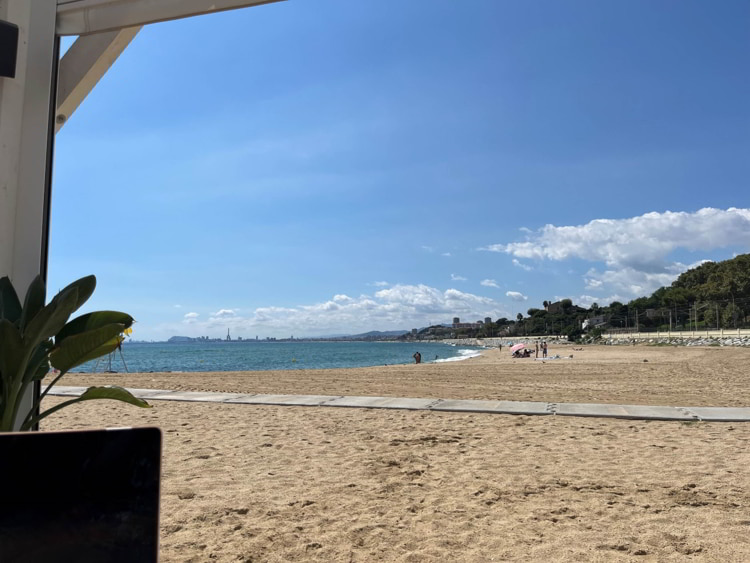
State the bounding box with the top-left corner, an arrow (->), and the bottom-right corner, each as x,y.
47,386 -> 750,422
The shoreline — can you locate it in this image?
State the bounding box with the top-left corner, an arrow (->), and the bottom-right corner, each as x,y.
57,344 -> 750,407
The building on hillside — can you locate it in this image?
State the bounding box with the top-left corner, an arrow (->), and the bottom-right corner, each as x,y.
451,316 -> 483,329
582,315 -> 607,330
452,321 -> 481,329
485,317 -> 492,325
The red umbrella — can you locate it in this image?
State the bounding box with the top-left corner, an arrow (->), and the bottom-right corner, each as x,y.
510,343 -> 526,353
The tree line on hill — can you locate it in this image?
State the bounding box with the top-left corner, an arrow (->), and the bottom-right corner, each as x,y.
420,253 -> 750,341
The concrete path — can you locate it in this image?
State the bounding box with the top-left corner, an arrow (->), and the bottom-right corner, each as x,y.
46,386 -> 750,422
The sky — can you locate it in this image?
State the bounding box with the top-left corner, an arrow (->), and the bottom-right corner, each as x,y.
49,0 -> 750,341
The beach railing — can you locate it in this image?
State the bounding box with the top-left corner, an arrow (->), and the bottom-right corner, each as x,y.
605,328 -> 750,340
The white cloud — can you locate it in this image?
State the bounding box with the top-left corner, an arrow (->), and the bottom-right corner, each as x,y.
174,304 -> 182,308
442,252 -> 452,257
371,281 -> 389,287
481,279 -> 499,288
482,208 -> 750,270
421,245 -> 435,253
506,291 -> 528,302
157,284 -> 512,340
212,309 -> 236,318
451,273 -> 467,281
584,259 -> 711,297
481,207 -> 750,298
443,288 -> 498,309
512,259 -> 532,271
183,312 -> 199,324
573,294 -> 623,308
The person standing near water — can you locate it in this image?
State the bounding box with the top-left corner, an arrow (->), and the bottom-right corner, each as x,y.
413,352 -> 421,364
535,341 -> 539,359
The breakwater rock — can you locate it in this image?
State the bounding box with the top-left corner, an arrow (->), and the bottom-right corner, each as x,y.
443,337 -> 567,347
605,336 -> 750,347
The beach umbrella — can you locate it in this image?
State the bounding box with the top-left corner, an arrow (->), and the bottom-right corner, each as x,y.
510,343 -> 526,353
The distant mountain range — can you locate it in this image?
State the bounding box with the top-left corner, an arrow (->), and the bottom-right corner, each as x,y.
329,330 -> 409,339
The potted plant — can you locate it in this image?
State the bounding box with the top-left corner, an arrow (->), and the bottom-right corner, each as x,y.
0,274 -> 150,431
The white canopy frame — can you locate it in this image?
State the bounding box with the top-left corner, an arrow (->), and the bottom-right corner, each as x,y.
0,0 -> 283,430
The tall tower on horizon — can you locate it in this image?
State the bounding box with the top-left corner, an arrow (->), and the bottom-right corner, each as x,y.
226,328 -> 231,341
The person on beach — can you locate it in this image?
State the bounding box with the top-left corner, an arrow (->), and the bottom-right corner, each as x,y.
535,341 -> 539,359
542,341 -> 548,358
413,352 -> 421,364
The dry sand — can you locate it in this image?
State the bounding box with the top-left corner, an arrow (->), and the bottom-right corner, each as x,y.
44,344 -> 750,561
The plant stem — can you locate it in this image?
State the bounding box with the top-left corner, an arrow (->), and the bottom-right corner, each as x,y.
23,368 -> 68,429
21,396 -> 85,430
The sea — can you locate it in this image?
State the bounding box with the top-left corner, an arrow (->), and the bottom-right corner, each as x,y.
80,341 -> 485,373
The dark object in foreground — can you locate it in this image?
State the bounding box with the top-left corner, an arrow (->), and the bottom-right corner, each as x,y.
0,427 -> 162,563
0,19 -> 19,78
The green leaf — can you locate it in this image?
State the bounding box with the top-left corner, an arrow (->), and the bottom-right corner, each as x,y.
0,277 -> 22,324
0,319 -> 26,430
0,319 -> 24,383
49,275 -> 96,315
22,286 -> 79,349
24,339 -> 53,383
77,385 -> 150,407
55,311 -> 134,344
19,275 -> 46,333
0,319 -> 24,388
23,385 -> 151,429
49,323 -> 125,373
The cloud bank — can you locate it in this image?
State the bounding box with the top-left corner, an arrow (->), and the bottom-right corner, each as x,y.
483,207 -> 750,298
171,284 -> 512,339
483,208 -> 750,268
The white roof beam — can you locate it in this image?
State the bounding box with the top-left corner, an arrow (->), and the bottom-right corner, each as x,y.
55,26 -> 140,132
56,0 -> 284,36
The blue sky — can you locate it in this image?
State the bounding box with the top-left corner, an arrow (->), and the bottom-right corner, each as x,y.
49,0 -> 750,340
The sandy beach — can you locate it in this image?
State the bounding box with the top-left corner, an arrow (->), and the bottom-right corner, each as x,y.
44,344 -> 750,561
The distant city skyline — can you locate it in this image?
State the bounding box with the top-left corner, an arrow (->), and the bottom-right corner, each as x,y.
49,0 -> 750,341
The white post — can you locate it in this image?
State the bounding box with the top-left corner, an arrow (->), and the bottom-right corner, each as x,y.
0,0 -> 59,430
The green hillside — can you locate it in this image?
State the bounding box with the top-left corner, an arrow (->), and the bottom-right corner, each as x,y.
415,254 -> 749,342
626,253 -> 750,331
511,254 -> 749,339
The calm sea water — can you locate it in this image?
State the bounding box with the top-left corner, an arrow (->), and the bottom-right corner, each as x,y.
79,341 -> 484,373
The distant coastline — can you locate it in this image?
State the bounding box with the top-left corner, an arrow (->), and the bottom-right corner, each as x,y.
161,329 -> 411,345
